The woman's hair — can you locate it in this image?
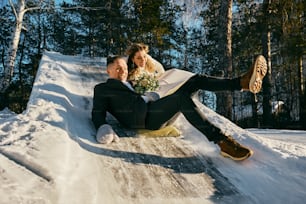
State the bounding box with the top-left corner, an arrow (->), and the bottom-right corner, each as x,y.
126,43 -> 155,76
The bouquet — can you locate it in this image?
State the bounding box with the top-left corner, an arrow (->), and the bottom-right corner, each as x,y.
132,73 -> 159,95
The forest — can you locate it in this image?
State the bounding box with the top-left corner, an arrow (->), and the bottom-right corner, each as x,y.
0,0 -> 305,129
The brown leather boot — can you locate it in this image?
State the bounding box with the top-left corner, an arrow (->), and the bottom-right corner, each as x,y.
240,55 -> 267,93
217,136 -> 253,161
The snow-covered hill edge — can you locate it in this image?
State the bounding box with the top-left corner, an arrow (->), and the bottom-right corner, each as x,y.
0,51 -> 306,204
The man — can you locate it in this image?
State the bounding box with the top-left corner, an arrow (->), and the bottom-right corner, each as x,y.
92,55 -> 267,161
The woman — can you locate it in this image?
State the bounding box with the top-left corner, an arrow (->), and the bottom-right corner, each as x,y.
126,43 -> 194,98
126,43 -> 165,81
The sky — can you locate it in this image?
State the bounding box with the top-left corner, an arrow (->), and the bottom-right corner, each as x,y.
0,0 -> 7,7
56,0 -> 72,4
0,51 -> 306,203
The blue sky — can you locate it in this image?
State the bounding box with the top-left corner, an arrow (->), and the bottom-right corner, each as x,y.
0,0 -> 7,7
56,0 -> 72,4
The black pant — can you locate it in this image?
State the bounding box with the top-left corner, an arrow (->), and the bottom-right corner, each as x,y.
145,74 -> 241,143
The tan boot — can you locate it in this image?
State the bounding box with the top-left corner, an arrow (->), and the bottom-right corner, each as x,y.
240,55 -> 267,93
217,136 -> 253,161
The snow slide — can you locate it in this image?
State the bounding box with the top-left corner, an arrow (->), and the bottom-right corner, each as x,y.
0,51 -> 306,204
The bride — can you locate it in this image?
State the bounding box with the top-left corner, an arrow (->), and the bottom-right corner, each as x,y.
125,43 -> 194,98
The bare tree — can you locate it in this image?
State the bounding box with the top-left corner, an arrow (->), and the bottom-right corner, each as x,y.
0,0 -> 26,93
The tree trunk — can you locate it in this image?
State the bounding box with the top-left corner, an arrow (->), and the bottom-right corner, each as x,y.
216,0 -> 233,120
0,0 -> 26,93
298,56 -> 305,128
303,80 -> 306,129
262,0 -> 273,127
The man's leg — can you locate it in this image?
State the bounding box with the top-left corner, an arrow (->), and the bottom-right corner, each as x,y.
178,74 -> 241,94
146,92 -> 252,160
144,56 -> 267,160
145,92 -> 226,143
178,55 -> 267,94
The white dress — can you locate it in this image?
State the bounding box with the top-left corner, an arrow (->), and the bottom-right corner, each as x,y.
156,69 -> 195,97
138,56 -> 195,98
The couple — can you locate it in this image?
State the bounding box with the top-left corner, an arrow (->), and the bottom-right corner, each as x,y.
92,43 -> 267,161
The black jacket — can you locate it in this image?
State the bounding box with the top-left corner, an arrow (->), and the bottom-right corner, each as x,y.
92,79 -> 147,129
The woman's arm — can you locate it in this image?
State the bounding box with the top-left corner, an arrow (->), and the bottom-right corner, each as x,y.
147,55 -> 165,78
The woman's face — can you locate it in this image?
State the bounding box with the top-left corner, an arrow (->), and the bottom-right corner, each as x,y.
133,50 -> 147,68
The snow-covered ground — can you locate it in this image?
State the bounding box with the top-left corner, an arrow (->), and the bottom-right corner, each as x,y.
0,51 -> 306,204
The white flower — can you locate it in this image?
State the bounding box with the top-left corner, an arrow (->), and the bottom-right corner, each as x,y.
133,73 -> 159,95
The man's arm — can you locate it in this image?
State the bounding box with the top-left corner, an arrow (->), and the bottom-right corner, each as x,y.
91,85 -> 120,144
91,85 -> 108,130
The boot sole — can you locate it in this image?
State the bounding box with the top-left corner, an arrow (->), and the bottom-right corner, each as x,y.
249,55 -> 267,94
220,149 -> 254,161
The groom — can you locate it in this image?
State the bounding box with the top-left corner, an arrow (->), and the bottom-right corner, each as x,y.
92,55 -> 267,161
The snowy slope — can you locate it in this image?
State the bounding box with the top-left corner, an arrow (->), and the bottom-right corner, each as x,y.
0,51 -> 306,204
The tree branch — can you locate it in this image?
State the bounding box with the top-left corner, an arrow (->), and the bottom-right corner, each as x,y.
60,6 -> 110,11
9,0 -> 17,19
24,6 -> 111,13
24,6 -> 42,13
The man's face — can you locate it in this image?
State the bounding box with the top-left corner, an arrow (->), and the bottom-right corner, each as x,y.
107,58 -> 128,81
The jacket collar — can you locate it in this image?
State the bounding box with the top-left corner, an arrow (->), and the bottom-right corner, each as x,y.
106,78 -> 134,92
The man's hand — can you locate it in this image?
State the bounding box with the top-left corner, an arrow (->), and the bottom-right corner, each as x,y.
144,91 -> 160,102
96,124 -> 120,144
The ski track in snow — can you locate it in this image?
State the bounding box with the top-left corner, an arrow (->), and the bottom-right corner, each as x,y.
0,51 -> 306,204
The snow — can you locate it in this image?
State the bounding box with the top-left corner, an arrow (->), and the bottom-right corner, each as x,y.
1,51 -> 306,204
